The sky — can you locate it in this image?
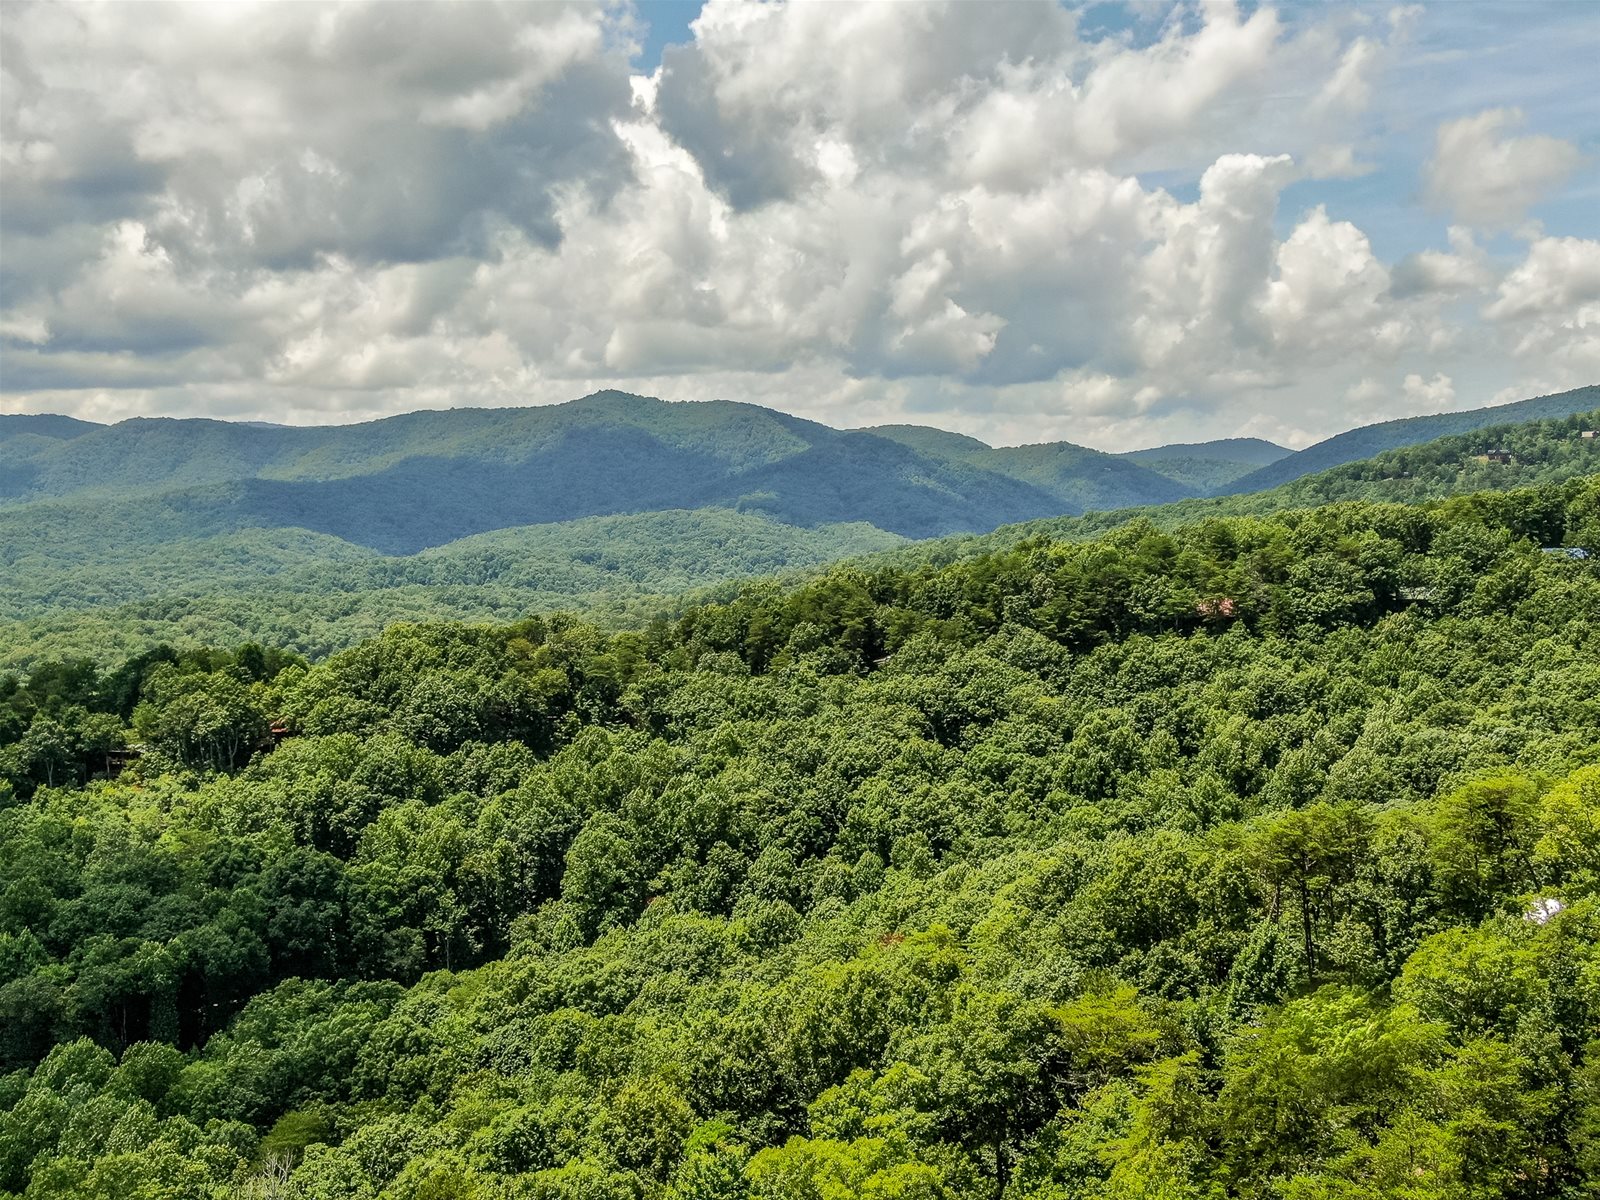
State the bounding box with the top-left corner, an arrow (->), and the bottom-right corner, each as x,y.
1,1 -> 1596,451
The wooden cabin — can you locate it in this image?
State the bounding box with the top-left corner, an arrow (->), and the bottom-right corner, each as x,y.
255,720 -> 297,754
106,745 -> 143,778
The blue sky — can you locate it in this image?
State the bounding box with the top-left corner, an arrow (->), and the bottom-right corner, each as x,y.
635,0 -> 706,70
2,0 -> 1596,449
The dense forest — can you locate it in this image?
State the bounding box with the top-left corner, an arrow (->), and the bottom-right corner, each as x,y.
880,408 -> 1600,571
1217,384 -> 1600,493
2,473 -> 1598,1198
0,511 -> 905,670
2,406 -> 1595,670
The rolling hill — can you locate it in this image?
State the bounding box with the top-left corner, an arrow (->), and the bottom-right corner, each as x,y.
864,424 -> 1196,513
864,405 -> 1600,572
0,392 -> 1187,550
1119,436 -> 1289,490
2,387 -> 1596,668
1219,384 -> 1600,494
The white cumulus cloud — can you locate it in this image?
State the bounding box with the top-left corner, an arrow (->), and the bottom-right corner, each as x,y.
1,1 -> 1595,449
1423,108 -> 1584,230
1402,371 -> 1455,412
1485,236 -> 1600,380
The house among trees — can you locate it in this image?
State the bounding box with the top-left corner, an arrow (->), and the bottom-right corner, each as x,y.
1582,429 -> 1597,438
106,744 -> 143,778
1474,448 -> 1514,464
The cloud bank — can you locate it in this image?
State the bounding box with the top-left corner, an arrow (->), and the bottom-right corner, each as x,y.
2,0 -> 1596,448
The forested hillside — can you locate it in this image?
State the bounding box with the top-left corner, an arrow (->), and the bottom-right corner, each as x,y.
1119,438 -> 1289,491
2,407 -> 1595,669
0,393 -> 1183,549
2,477 -> 1598,1199
1221,383 -> 1600,494
0,511 -> 905,668
863,426 -> 1195,512
12,385 -> 1592,534
884,407 -> 1600,572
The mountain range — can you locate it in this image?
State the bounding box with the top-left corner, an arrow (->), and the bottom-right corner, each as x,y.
3,394 -> 1194,552
1,384 -> 1596,665
7,384 -> 1595,546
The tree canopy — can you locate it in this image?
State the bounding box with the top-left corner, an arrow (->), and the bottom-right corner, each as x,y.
2,477 -> 1599,1198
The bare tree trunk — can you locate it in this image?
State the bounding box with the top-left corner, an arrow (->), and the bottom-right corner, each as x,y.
1297,877 -> 1314,973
